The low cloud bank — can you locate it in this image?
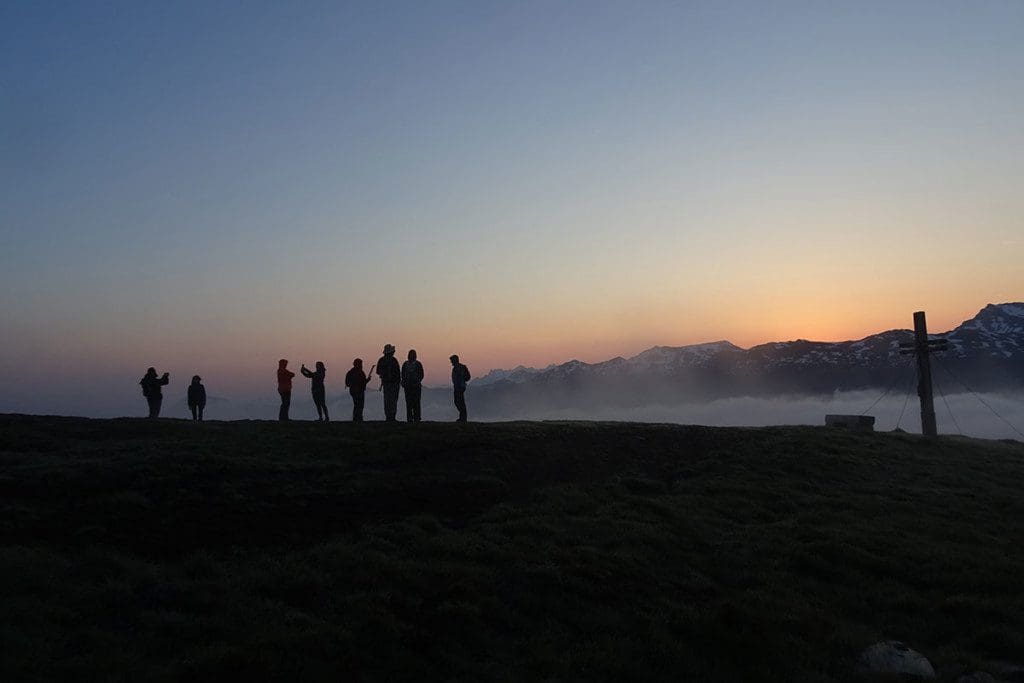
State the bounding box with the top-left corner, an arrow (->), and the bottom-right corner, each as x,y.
504,390 -> 1024,441
3,387 -> 1022,441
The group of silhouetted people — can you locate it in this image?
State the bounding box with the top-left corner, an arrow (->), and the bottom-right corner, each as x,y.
140,368 -> 206,421
276,345 -> 470,423
141,346 -> 470,422
274,358 -> 331,422
368,344 -> 428,423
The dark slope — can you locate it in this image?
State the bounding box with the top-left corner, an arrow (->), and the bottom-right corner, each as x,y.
1,415 -> 1023,681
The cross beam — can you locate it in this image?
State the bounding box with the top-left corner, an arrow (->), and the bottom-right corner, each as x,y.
897,311 -> 946,437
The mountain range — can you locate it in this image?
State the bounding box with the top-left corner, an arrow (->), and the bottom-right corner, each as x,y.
456,303 -> 1024,418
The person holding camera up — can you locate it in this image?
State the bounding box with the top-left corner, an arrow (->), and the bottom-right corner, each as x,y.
140,367 -> 170,419
301,361 -> 329,422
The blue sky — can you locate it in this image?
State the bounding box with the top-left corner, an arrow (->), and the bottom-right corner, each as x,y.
2,1 -> 1022,413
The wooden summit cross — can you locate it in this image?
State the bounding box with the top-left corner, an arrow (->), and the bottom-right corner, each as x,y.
899,311 -> 948,437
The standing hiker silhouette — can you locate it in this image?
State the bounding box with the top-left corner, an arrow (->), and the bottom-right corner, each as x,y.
401,349 -> 424,422
301,361 -> 329,421
140,367 -> 170,419
345,358 -> 373,422
376,344 -> 401,422
450,354 -> 471,422
277,359 -> 295,421
187,375 -> 206,421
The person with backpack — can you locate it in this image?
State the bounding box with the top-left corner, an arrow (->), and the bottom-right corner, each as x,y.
300,361 -> 329,422
140,367 -> 170,419
449,354 -> 471,422
401,349 -> 425,422
344,358 -> 373,422
187,375 -> 207,421
277,359 -> 295,421
376,344 -> 401,422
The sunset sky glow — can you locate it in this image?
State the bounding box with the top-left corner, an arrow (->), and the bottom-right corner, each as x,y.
2,1 -> 1022,414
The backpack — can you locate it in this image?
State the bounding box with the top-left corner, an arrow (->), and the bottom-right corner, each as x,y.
403,360 -> 423,385
379,356 -> 401,384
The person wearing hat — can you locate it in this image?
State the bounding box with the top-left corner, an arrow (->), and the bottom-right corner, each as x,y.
449,354 -> 471,422
376,344 -> 402,422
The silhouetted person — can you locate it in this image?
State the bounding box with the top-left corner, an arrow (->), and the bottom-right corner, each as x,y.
140,367 -> 170,419
450,355 -> 471,422
187,375 -> 207,421
401,349 -> 425,422
345,358 -> 373,422
376,344 -> 401,422
277,359 -> 295,421
301,361 -> 329,422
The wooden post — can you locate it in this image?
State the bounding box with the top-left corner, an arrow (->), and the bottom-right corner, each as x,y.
913,311 -> 938,437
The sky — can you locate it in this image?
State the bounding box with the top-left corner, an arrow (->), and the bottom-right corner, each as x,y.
2,1 -> 1023,413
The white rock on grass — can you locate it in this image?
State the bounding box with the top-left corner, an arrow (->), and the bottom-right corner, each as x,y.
857,641 -> 936,678
956,673 -> 996,683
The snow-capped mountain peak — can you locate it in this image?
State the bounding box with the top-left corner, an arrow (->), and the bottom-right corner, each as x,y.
628,341 -> 743,368
996,303 -> 1024,318
945,302 -> 1024,360
470,303 -> 1022,398
473,365 -> 549,387
956,302 -> 1024,336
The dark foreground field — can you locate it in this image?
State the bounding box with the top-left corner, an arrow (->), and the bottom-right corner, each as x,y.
1,416 -> 1022,681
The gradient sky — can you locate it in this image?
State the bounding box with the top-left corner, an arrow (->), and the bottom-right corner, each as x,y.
2,1 -> 1022,412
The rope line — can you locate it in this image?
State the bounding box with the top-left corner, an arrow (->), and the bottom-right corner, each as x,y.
859,385 -> 894,417
859,357 -> 911,417
894,364 -> 917,431
933,371 -> 963,435
934,357 -> 1024,440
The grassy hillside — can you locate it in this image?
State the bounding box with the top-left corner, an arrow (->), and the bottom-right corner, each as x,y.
1,415 -> 1022,681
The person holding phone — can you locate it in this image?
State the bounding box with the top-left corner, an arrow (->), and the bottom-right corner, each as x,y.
140,367 -> 170,419
301,361 -> 329,422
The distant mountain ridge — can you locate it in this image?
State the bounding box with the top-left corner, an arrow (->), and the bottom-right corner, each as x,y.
463,303 -> 1024,418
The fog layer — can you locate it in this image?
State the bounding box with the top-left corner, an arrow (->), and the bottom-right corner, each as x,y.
513,390 -> 1024,441
4,387 -> 1021,441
